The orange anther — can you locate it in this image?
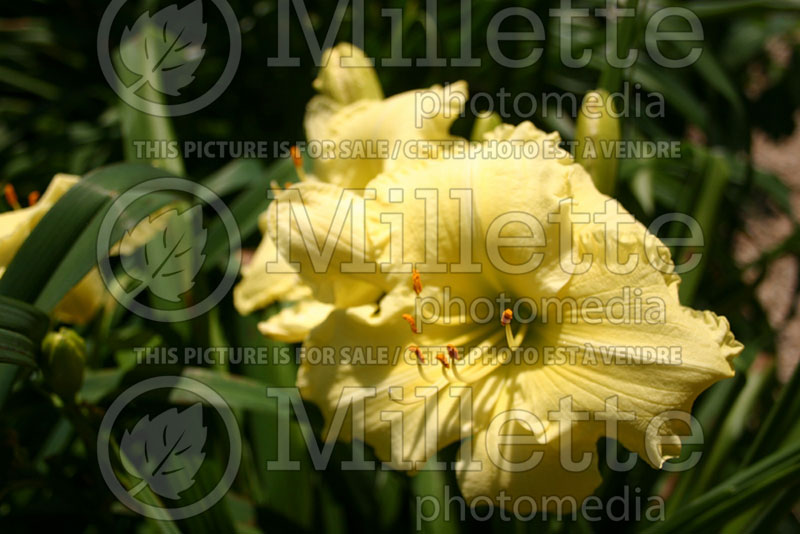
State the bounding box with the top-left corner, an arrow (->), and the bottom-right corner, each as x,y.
4,184 -> 20,210
436,353 -> 450,368
289,145 -> 307,181
410,345 -> 424,363
501,308 -> 513,326
290,145 -> 302,166
402,313 -> 418,334
412,267 -> 422,295
27,191 -> 40,206
446,344 -> 460,361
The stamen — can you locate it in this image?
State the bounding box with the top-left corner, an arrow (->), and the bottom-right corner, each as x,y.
412,268 -> 422,295
27,191 -> 40,206
410,345 -> 435,384
511,323 -> 528,352
502,308 -> 517,350
290,146 -> 307,181
446,344 -> 460,361
448,330 -> 505,384
4,184 -> 21,210
436,353 -> 449,368
401,313 -> 418,334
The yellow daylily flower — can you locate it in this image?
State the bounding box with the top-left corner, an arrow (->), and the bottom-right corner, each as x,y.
1,174 -> 77,267
266,121 -> 742,512
1,174 -> 104,325
311,42 -> 383,106
234,42 -> 468,342
305,42 -> 467,188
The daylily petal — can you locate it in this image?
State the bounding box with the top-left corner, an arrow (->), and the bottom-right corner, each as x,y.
0,173 -> 78,268
234,212 -> 310,315
311,42 -> 383,106
266,181 -> 386,304
258,297 -> 334,343
298,301 -> 505,469
1,174 -> 105,325
513,191 -> 740,467
366,121 -> 578,302
305,81 -> 468,188
457,418 -> 602,513
52,268 -> 106,325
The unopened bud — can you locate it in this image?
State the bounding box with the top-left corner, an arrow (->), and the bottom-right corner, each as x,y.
575,89 -> 620,195
41,328 -> 86,400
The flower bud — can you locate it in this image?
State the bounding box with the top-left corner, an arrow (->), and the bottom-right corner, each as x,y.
312,43 -> 383,105
575,89 -> 620,195
41,327 -> 86,400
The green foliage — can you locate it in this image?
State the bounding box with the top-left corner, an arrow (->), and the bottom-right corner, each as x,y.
1,0 -> 800,532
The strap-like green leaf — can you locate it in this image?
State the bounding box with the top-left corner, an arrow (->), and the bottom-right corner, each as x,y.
642,439 -> 800,533
0,329 -> 37,368
0,163 -> 179,305
0,163 -> 181,408
0,295 -> 49,343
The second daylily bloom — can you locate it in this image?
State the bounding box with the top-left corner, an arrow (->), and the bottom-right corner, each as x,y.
234,42 -> 469,341
1,174 -> 105,325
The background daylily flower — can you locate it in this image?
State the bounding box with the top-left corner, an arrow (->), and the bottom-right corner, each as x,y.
234,43 -> 468,342
1,174 -> 104,325
265,121 -> 743,511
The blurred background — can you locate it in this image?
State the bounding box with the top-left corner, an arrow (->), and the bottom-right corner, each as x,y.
1,0 -> 800,532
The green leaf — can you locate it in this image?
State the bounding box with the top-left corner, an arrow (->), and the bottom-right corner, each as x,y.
80,368 -> 126,404
742,357 -> 800,466
689,358 -> 774,498
412,461 -> 460,534
36,188 -> 177,312
0,295 -> 49,408
642,439 -> 800,534
598,0 -> 641,94
204,158 -> 295,268
0,64 -> 59,99
115,20 -> 187,176
678,150 -> 731,304
201,159 -> 263,198
0,163 -> 178,304
631,61 -> 710,131
0,295 -> 49,343
676,0 -> 800,18
121,204 -> 207,302
0,163 -> 181,407
169,367 -> 296,414
0,328 -> 38,367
